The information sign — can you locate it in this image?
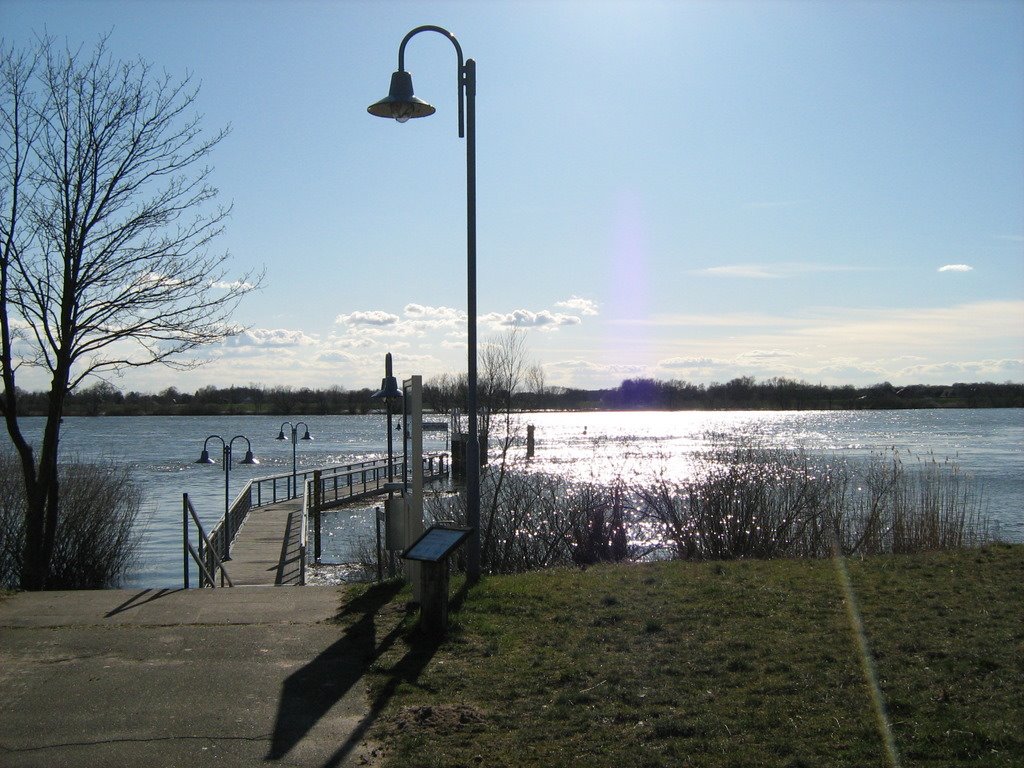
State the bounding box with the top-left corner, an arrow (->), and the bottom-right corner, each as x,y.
402,526 -> 473,563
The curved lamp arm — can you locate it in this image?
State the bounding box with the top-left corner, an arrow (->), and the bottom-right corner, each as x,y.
398,25 -> 466,138
197,434 -> 225,464
229,435 -> 258,465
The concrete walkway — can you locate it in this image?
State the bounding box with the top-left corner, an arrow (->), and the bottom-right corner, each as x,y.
0,587 -> 386,767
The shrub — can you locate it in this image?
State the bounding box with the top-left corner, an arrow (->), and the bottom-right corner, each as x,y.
0,452 -> 141,589
635,437 -> 992,560
426,435 -> 992,577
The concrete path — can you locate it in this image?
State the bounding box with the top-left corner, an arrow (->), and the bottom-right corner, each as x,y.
0,587 -> 387,767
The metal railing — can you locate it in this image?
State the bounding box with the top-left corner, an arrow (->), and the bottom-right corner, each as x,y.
206,481 -> 253,566
183,453 -> 448,586
314,454 -> 448,509
248,454 -> 448,508
182,493 -> 234,588
299,478 -> 311,586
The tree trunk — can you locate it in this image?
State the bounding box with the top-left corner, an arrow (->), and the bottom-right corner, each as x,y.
18,381 -> 67,590
21,484 -> 48,590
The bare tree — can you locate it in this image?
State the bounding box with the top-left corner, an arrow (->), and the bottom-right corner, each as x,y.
1,35 -> 259,588
478,327 -> 534,565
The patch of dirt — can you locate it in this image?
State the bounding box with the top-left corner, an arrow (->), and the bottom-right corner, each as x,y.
392,703 -> 487,734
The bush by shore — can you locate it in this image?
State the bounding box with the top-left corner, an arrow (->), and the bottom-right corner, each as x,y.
0,453 -> 141,589
427,437 -> 995,576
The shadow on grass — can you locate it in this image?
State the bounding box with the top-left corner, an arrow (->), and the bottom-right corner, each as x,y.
268,578 -> 458,765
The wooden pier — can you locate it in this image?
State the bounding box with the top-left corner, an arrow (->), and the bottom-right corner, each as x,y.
184,454 -> 449,588
223,499 -> 305,586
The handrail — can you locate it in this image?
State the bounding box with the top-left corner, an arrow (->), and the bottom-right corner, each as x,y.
315,454 -> 448,509
299,477 -> 311,586
183,453 -> 448,587
205,480 -> 254,571
251,457 -> 418,506
182,493 -> 234,588
246,453 -> 448,510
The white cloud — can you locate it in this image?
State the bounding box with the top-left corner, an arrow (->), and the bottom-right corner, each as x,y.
404,304 -> 465,324
209,279 -> 257,290
223,328 -> 317,348
660,357 -> 720,369
938,264 -> 973,273
736,349 -> 800,361
315,350 -> 358,364
619,311 -> 800,329
482,309 -> 582,331
336,310 -> 400,327
556,296 -> 599,316
693,263 -> 867,279
696,265 -> 781,279
895,358 -> 1024,380
545,358 -> 649,386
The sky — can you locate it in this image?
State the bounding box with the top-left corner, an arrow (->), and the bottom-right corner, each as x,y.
3,0 -> 1023,394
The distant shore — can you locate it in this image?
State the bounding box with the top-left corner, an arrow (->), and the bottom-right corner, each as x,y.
12,378 -> 1023,418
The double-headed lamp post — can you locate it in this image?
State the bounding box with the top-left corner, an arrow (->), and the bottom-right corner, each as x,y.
276,421 -> 313,498
195,435 -> 258,561
368,24 -> 481,582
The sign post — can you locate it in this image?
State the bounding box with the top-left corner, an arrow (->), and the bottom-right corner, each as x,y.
402,525 -> 473,637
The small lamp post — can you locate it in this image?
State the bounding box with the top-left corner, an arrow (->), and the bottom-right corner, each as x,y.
276,421 -> 313,498
368,25 -> 481,582
371,352 -> 402,482
196,435 -> 258,561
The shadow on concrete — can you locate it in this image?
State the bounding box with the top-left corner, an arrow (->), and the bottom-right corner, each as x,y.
104,588 -> 185,617
316,578 -> 472,767
267,576 -> 470,765
267,580 -> 411,762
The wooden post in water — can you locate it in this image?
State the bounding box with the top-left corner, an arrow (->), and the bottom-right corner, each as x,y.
527,424 -> 535,458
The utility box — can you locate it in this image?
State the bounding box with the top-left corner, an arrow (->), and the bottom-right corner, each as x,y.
384,494 -> 406,551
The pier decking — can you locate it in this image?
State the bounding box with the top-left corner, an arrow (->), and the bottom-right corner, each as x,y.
225,499 -> 305,586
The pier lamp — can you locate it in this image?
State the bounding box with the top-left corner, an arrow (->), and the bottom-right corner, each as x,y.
276,421 -> 313,498
371,352 -> 403,484
196,435 -> 258,561
368,25 -> 481,582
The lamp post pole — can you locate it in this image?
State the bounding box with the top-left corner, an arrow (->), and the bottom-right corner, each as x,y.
368,25 -> 480,582
371,352 -> 403,482
276,421 -> 313,498
196,435 -> 258,561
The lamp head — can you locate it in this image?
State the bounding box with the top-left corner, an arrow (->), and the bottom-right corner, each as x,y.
372,375 -> 403,400
367,71 -> 435,122
240,449 -> 258,465
276,429 -> 287,441
301,428 -> 313,440
196,449 -> 214,464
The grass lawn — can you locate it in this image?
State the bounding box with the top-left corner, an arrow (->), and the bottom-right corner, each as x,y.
340,544 -> 1023,767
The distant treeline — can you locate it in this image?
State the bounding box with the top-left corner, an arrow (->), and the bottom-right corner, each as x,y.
11,377 -> 1023,417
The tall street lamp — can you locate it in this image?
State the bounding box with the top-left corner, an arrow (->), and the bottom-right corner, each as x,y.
196,435 -> 258,561
276,421 -> 313,498
368,25 -> 481,582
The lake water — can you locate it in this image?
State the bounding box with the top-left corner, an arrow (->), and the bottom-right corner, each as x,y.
15,408 -> 1024,587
